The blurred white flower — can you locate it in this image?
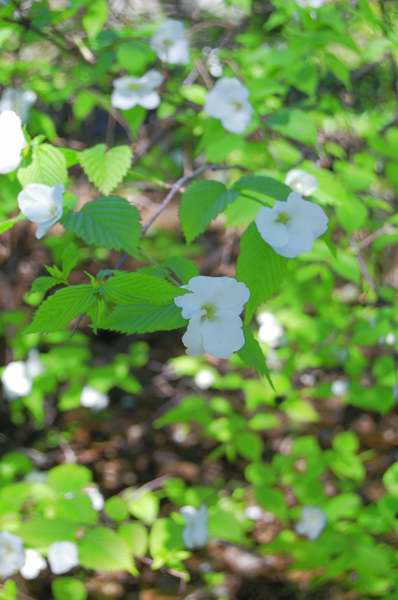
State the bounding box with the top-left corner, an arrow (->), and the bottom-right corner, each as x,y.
111,70 -> 163,110
194,368 -> 215,389
20,549 -> 46,580
0,110 -> 26,174
18,183 -> 64,239
255,192 -> 328,258
285,169 -> 318,197
1,361 -> 32,400
204,77 -> 252,134
151,20 -> 189,65
296,0 -> 326,7
0,532 -> 25,578
181,505 -> 208,549
245,505 -> 263,520
175,276 -> 250,359
0,88 -> 37,122
80,385 -> 109,411
47,541 -> 79,575
85,486 -> 105,511
257,311 -> 283,347
25,349 -> 44,378
295,506 -> 326,540
203,47 -> 223,78
331,379 -> 347,397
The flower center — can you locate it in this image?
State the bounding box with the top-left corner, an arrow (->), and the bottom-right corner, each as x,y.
275,211 -> 290,225
162,38 -> 173,49
232,100 -> 244,111
128,82 -> 141,91
201,303 -> 217,321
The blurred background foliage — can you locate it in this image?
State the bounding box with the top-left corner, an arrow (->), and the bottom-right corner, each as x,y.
0,0 -> 398,598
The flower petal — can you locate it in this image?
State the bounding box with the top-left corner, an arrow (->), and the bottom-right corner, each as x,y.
255,207 -> 289,247
181,313 -> 205,355
202,316 -> 245,359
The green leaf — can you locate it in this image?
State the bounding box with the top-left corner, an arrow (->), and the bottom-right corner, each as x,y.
180,180 -> 237,243
29,276 -> 58,295
52,578 -> 87,600
18,518 -> 79,545
236,224 -> 288,322
238,326 -> 273,387
79,527 -> 135,573
64,196 -> 140,257
0,215 -> 24,234
103,302 -> 186,334
79,144 -> 132,195
82,0 -> 108,39
267,109 -> 317,146
18,143 -> 67,187
48,464 -> 92,493
104,273 -> 182,305
383,463 -> 398,497
118,522 -> 148,557
233,175 -> 291,200
26,285 -> 96,334
105,497 -> 129,521
128,491 -> 159,525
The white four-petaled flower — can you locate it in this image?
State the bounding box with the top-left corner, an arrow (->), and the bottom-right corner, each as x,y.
18,183 -> 64,239
0,110 -> 26,174
0,88 -> 37,122
111,70 -> 163,110
174,276 -> 249,359
285,169 -> 318,197
80,385 -> 109,411
255,192 -> 328,258
295,506 -> 326,540
20,549 -> 46,580
47,541 -> 79,575
0,532 -> 25,579
204,77 -> 252,134
151,20 -> 189,65
181,505 -> 209,549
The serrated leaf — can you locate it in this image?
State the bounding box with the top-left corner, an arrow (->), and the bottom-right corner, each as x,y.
238,326 -> 274,388
104,273 -> 183,305
26,285 -> 96,334
63,196 -> 140,257
103,302 -> 186,334
18,143 -> 67,187
29,276 -> 58,295
236,224 -> 288,322
180,180 -> 237,243
79,527 -> 135,573
233,175 -> 291,200
80,144 -> 132,195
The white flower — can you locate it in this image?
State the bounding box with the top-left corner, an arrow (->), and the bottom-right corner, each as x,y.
255,192 -> 328,258
20,549 -> 46,580
0,532 -> 25,579
111,70 -> 163,110
194,368 -> 215,389
257,311 -> 283,347
47,541 -> 79,575
296,0 -> 326,7
85,486 -> 105,511
295,506 -> 326,540
18,183 -> 64,239
181,505 -> 208,549
25,349 -> 44,378
1,361 -> 32,400
0,88 -> 37,122
174,276 -> 250,359
204,77 -> 252,134
285,169 -> 318,197
331,379 -> 347,397
0,110 -> 26,174
80,385 -> 109,411
151,19 -> 189,65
